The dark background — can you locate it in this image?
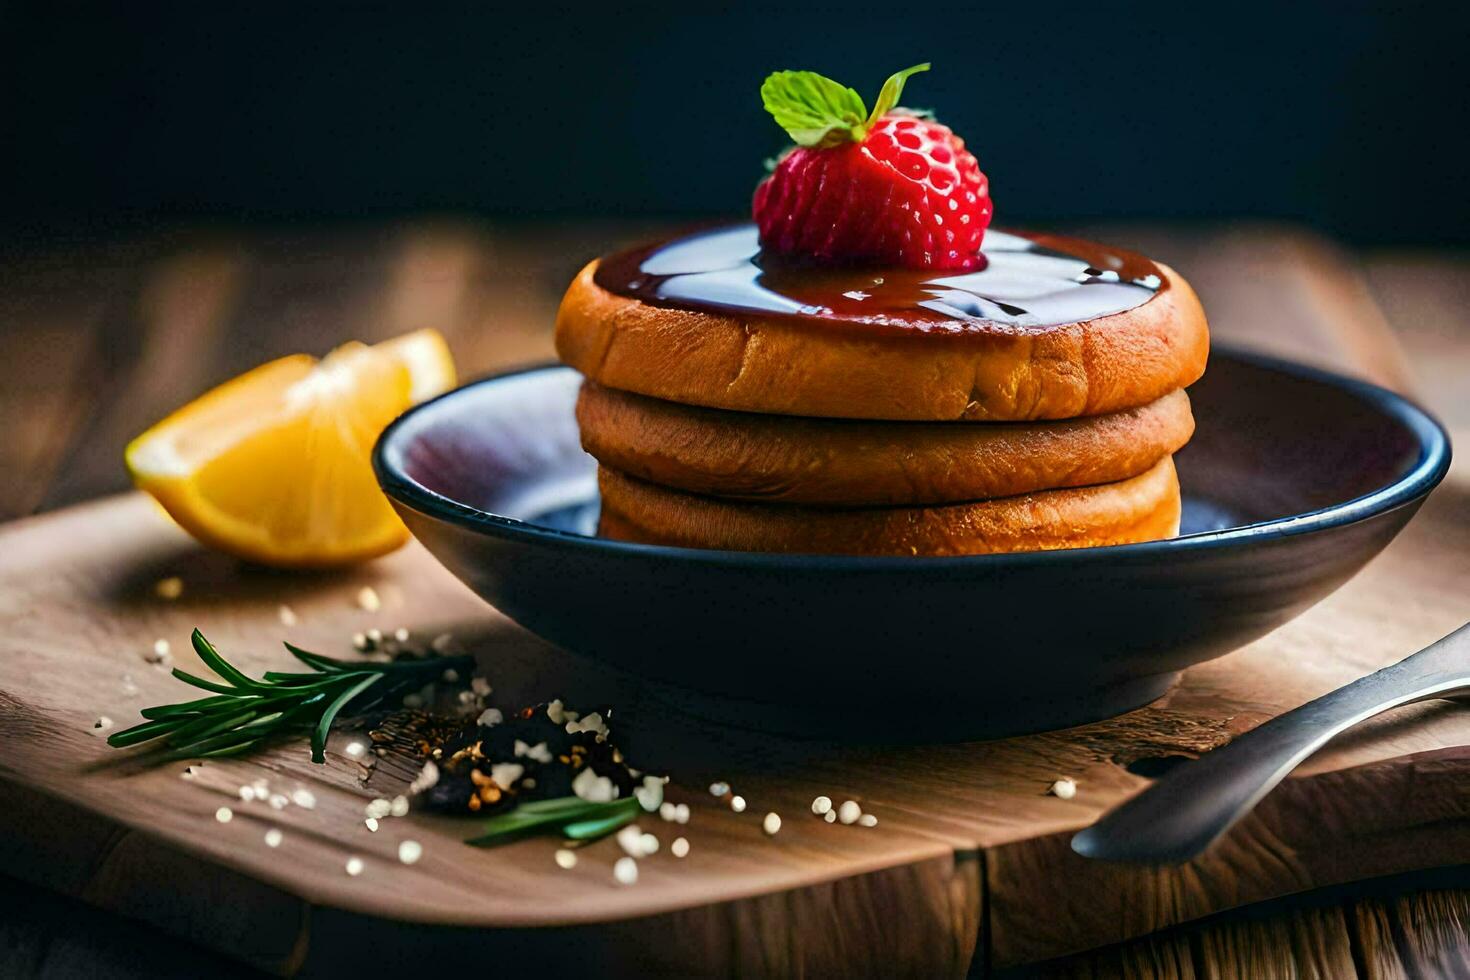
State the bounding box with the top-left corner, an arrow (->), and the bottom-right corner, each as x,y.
2,1 -> 1466,246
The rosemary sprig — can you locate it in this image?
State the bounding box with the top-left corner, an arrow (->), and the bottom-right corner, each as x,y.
464,795 -> 643,848
108,629 -> 474,763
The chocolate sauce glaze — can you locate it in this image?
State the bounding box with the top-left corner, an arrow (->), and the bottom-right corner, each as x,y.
594,224 -> 1163,335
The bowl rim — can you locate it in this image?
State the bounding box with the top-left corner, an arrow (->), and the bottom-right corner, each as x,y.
373,346 -> 1452,571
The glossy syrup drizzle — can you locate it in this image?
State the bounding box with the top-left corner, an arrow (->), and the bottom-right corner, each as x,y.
594,224 -> 1163,333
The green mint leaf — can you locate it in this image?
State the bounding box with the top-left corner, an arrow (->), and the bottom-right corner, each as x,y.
760,70 -> 869,148
866,63 -> 931,128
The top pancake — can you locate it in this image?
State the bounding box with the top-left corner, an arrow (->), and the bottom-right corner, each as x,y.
555,226 -> 1209,421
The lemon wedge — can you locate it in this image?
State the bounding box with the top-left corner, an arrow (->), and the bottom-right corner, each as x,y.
374,327 -> 457,403
126,330 -> 457,568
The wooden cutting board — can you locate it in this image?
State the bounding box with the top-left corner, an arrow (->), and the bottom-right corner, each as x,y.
2,455 -> 1468,977
1,224 -> 1468,977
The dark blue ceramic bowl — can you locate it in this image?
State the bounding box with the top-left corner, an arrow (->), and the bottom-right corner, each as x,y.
374,349 -> 1450,737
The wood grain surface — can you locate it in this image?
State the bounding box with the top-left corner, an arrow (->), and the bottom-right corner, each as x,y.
1,221 -> 1467,978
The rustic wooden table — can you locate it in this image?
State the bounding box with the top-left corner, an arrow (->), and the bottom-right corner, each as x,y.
1,220 -> 1466,978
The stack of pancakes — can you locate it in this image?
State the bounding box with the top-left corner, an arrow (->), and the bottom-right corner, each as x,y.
555,229 -> 1209,556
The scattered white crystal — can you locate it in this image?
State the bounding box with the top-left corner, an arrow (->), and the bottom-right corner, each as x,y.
617,824 -> 646,858
356,587 -> 381,612
1049,778 -> 1077,800
613,856 -> 638,885
709,782 -> 730,797
634,775 -> 664,812
811,795 -> 832,816
489,763 -> 524,789
398,840 -> 423,865
238,785 -> 257,802
842,290 -> 871,301
515,739 -> 553,763
277,604 -> 298,626
571,767 -> 616,803
824,810 -> 837,823
838,801 -> 862,825
763,812 -> 782,835
441,667 -> 459,683
365,798 -> 392,819
344,741 -> 366,759
659,802 -> 678,822
215,806 -> 233,824
555,848 -> 578,869
365,817 -> 380,832
730,795 -> 746,814
146,639 -> 172,664
674,803 -> 690,824
671,837 -> 690,858
410,760 -> 440,795
268,794 -> 288,810
477,708 -> 504,727
859,814 -> 878,827
431,633 -> 456,654
393,627 -> 410,643
389,795 -> 410,817
290,788 -> 316,809
345,856 -> 364,876
264,828 -> 283,848
471,676 -> 492,698
565,712 -> 608,739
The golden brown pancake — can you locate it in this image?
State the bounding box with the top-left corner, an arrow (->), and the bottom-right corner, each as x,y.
597,456 -> 1181,556
556,232 -> 1208,422
578,382 -> 1193,506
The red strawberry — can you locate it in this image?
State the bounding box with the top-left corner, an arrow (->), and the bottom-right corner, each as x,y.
753,64 -> 992,271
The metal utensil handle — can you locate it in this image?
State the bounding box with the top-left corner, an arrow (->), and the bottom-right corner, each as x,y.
1072,621 -> 1470,863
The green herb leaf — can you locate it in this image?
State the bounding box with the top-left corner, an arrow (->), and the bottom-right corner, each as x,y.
283,642 -> 354,674
866,63 -> 930,128
311,673 -> 382,763
515,795 -> 619,816
760,63 -> 934,148
760,70 -> 869,148
562,805 -> 639,841
167,668 -> 243,696
107,717 -> 186,747
464,796 -> 639,848
191,628 -> 265,690
138,693 -> 237,719
107,631 -> 474,765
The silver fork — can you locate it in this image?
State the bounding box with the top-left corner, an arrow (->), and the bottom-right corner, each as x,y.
1072,622 -> 1470,863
